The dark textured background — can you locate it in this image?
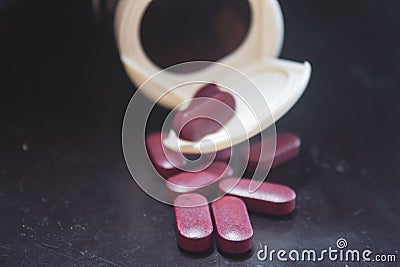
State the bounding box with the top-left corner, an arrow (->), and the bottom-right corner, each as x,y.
0,0 -> 399,266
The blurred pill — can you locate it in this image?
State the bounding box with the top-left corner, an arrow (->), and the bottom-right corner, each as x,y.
195,146 -> 232,165
214,147 -> 232,163
200,161 -> 234,177
146,132 -> 186,178
174,193 -> 213,252
172,84 -> 236,141
193,83 -> 220,98
211,196 -> 253,254
272,132 -> 301,167
242,132 -> 301,173
219,177 -> 296,216
167,162 -> 233,200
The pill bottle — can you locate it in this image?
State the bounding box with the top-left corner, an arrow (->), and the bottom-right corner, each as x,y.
113,0 -> 310,115
109,1 -> 312,203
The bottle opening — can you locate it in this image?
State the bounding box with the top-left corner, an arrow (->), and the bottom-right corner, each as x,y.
140,0 -> 251,73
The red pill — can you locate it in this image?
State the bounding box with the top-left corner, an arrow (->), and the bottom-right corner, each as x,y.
219,177 -> 296,216
214,147 -> 232,163
146,133 -> 186,178
272,132 -> 301,167
172,84 -> 236,141
193,83 -> 220,98
193,146 -> 232,164
174,193 -> 213,252
211,196 -> 253,254
167,162 -> 233,199
242,132 -> 301,173
200,161 -> 234,177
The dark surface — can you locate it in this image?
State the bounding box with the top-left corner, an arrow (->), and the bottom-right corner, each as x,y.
1,0 -> 399,266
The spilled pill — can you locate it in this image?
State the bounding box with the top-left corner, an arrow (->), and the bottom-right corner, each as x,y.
242,132 -> 301,173
199,146 -> 232,164
200,161 -> 234,177
193,83 -> 220,98
271,132 -> 301,167
167,162 -> 233,200
172,83 -> 236,141
214,147 -> 232,163
174,193 -> 213,252
219,177 -> 296,216
146,132 -> 186,178
211,196 -> 253,254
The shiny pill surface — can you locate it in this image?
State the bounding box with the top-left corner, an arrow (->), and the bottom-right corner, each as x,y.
174,193 -> 213,252
219,177 -> 296,215
211,196 -> 253,254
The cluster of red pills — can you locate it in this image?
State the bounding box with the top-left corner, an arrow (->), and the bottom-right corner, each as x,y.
145,84 -> 301,254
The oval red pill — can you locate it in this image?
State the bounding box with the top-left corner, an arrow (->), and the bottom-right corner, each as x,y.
211,196 -> 253,254
242,132 -> 301,173
146,132 -> 186,179
172,84 -> 236,141
214,147 -> 232,163
193,83 -> 220,98
195,146 -> 232,165
199,161 -> 234,177
219,177 -> 296,216
166,162 -> 233,201
272,132 -> 301,167
174,193 -> 213,252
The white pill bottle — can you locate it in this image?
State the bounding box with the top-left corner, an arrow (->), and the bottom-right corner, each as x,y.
112,0 -> 311,153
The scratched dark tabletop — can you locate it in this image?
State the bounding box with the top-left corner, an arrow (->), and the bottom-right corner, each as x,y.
1,0 -> 399,266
